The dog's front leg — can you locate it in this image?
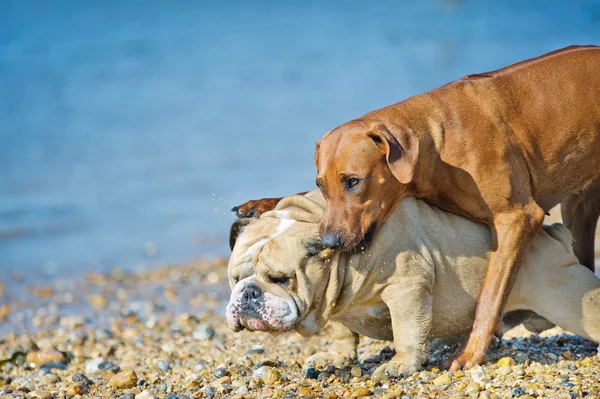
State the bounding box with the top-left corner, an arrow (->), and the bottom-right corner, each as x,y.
445,203 -> 545,371
372,279 -> 432,381
307,321 -> 359,368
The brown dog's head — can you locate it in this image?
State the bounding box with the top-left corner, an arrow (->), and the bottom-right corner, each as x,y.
314,118 -> 419,251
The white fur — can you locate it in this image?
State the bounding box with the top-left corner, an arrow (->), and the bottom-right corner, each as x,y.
243,211 -> 295,259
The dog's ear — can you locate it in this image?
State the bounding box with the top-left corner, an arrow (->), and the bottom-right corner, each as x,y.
229,218 -> 251,251
314,131 -> 332,169
368,124 -> 419,184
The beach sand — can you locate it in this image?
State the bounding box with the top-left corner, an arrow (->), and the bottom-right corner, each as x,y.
1,259 -> 599,399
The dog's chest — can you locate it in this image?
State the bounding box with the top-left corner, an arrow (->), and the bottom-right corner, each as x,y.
334,304 -> 393,341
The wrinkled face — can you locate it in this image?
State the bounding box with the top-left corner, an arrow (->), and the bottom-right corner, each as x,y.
315,121 -> 407,252
226,211 -> 335,336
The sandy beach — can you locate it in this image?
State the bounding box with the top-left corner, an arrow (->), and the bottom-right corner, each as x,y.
1,258 -> 599,399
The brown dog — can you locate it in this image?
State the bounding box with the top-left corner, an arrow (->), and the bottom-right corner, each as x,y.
232,45 -> 600,370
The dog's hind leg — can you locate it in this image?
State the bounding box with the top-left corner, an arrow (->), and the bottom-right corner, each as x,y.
561,177 -> 600,272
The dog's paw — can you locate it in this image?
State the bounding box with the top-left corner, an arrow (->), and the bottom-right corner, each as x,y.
371,359 -> 419,382
306,352 -> 354,369
231,198 -> 280,219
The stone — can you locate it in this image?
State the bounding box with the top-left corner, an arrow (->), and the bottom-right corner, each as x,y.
432,374 -> 451,385
193,325 -> 215,341
26,350 -> 66,366
135,390 -> 157,399
109,370 -> 138,389
498,357 -> 516,367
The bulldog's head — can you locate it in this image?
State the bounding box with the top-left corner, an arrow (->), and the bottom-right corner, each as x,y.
226,191 -> 341,337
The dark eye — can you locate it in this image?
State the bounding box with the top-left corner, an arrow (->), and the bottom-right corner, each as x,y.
268,275 -> 290,286
232,276 -> 239,284
316,179 -> 324,191
346,177 -> 360,191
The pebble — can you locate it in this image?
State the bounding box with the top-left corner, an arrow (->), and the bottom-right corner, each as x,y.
213,367 -> 229,378
157,361 -> 170,372
261,369 -> 281,384
40,373 -> 58,384
353,388 -> 372,397
26,350 -> 66,366
85,357 -> 104,374
432,374 -> 451,385
351,366 -> 362,378
119,394 -> 135,399
249,344 -> 265,354
306,367 -> 319,379
28,390 -> 52,399
498,357 -> 516,367
511,386 -> 526,397
465,382 -> 482,394
72,372 -> 92,385
66,383 -> 87,395
109,370 -> 138,389
193,325 -> 215,341
135,390 -> 157,399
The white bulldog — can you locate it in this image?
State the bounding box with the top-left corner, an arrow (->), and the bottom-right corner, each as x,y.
226,191 -> 600,379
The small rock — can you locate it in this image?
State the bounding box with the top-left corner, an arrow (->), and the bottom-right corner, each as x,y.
497,357 -> 515,367
135,390 -> 157,399
119,394 -> 135,399
26,350 -> 66,366
72,372 -> 91,384
351,366 -> 362,378
66,383 -> 87,395
432,374 -> 451,385
353,388 -> 372,397
193,325 -> 215,341
248,344 -> 265,354
28,390 -> 52,399
511,387 -> 526,397
496,365 -> 512,376
213,367 -> 229,378
40,373 -> 58,384
469,366 -> 486,383
157,361 -> 170,372
261,369 -> 281,384
98,361 -> 119,372
40,362 -> 66,371
465,382 -> 481,394
85,357 -> 104,374
200,387 -> 215,399
109,370 -> 138,389
305,367 -> 319,379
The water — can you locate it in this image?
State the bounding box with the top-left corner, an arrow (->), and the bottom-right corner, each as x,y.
1,0 -> 600,278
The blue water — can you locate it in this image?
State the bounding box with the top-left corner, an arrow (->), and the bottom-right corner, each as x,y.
1,0 -> 600,277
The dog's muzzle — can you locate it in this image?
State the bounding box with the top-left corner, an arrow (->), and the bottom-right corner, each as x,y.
226,277 -> 299,333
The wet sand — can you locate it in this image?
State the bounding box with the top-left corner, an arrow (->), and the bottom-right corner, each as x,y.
1,259 -> 599,399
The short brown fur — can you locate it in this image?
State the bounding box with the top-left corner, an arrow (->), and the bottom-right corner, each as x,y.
234,45 -> 600,370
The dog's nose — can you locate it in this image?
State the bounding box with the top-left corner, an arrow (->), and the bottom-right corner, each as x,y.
242,283 -> 262,302
321,231 -> 342,250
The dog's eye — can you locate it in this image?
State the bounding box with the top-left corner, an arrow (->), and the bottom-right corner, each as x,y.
346,177 -> 361,191
268,275 -> 290,286
232,276 -> 239,284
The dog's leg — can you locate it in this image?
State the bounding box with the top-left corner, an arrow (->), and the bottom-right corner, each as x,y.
372,279 -> 432,381
307,322 -> 359,368
561,178 -> 600,272
445,202 -> 545,371
232,192 -> 308,218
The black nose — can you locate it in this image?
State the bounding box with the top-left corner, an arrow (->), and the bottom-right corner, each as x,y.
242,283 -> 263,302
321,231 -> 342,250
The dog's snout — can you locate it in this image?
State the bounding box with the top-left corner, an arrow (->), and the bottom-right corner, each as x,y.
321,231 -> 343,250
242,283 -> 262,302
